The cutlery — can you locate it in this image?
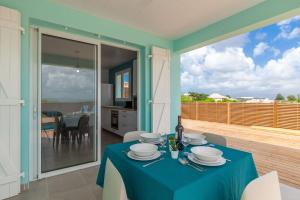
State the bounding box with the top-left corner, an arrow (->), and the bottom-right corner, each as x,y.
179,158 -> 204,172
142,157 -> 164,167
183,157 -> 206,171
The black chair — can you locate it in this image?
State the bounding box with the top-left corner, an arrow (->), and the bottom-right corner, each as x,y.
71,115 -> 90,145
42,111 -> 64,148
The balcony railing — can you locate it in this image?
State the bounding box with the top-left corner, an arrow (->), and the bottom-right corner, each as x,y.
181,102 -> 300,130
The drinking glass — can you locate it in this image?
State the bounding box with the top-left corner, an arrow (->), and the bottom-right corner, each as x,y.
160,133 -> 167,149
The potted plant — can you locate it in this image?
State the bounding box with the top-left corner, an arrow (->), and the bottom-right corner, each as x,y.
169,136 -> 179,159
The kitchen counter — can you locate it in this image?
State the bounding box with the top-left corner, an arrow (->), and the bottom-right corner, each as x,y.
102,105 -> 136,111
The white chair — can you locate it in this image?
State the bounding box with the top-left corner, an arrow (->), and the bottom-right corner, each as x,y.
203,132 -> 227,146
241,171 -> 281,200
102,158 -> 128,200
123,131 -> 146,143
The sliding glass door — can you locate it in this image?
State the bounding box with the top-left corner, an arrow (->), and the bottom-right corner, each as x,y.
40,34 -> 98,173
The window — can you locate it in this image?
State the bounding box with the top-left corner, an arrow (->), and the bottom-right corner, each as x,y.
115,68 -> 131,101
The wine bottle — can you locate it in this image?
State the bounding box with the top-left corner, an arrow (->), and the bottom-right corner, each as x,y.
175,115 -> 184,151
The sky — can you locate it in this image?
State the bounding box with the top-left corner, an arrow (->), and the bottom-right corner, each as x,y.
42,65 -> 96,102
181,15 -> 300,99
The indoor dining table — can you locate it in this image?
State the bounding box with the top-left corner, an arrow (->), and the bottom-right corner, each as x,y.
97,139 -> 258,200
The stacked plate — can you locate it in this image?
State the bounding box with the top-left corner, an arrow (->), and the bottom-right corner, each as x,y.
184,133 -> 208,145
127,143 -> 161,161
188,146 -> 226,166
140,133 -> 162,144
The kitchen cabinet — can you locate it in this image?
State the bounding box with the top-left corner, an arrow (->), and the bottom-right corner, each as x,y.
101,107 -> 137,136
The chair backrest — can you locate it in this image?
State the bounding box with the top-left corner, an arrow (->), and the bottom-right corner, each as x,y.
78,115 -> 89,134
102,158 -> 127,200
241,171 -> 281,200
203,132 -> 227,146
123,131 -> 146,143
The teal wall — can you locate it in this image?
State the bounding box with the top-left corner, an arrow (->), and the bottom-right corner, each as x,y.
1,0 -> 300,184
0,0 -> 173,184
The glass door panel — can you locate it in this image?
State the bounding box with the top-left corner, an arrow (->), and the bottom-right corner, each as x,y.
40,34 -> 97,173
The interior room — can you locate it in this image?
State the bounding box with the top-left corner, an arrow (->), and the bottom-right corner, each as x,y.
100,44 -> 138,154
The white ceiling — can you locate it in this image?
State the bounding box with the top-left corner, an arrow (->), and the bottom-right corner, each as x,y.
53,0 -> 263,39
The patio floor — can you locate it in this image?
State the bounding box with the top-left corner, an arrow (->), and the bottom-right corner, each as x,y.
183,119 -> 300,189
8,163 -> 300,200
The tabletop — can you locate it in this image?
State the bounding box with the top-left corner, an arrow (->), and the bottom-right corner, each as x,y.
97,140 -> 258,200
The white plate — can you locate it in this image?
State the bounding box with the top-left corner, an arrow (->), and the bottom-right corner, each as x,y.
130,143 -> 158,157
139,138 -> 163,145
191,146 -> 223,161
188,139 -> 208,146
184,133 -> 206,141
188,153 -> 226,166
140,133 -> 161,141
127,151 -> 161,161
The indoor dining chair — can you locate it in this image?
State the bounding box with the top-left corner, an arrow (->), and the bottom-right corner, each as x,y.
241,171 -> 281,200
203,132 -> 227,146
102,158 -> 128,200
123,131 -> 146,143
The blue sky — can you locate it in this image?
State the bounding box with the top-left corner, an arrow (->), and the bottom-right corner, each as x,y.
181,15 -> 300,99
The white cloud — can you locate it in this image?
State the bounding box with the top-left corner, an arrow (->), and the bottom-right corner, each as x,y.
276,26 -> 300,40
253,42 -> 280,57
181,45 -> 300,98
253,42 -> 269,57
276,15 -> 300,40
42,65 -> 95,102
277,16 -> 300,26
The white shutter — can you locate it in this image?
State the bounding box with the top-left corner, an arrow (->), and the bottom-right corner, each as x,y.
151,47 -> 170,133
0,6 -> 22,199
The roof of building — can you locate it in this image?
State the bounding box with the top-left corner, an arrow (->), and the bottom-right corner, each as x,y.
208,93 -> 228,99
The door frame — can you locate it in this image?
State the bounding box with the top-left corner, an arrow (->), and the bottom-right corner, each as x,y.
100,40 -> 141,131
29,27 -> 141,181
30,27 -> 101,180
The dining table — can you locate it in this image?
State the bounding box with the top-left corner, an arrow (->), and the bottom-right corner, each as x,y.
96,137 -> 258,200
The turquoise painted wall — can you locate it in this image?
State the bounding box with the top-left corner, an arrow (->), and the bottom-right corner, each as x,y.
1,0 -> 300,184
0,0 -> 173,184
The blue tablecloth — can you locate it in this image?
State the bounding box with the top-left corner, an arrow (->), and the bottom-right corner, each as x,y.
97,141 -> 257,200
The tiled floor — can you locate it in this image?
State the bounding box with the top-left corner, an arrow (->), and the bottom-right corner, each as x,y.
41,129 -> 122,173
9,165 -> 300,200
9,129 -> 122,200
9,166 -> 102,200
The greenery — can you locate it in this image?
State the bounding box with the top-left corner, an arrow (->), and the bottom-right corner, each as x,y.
181,95 -> 193,103
181,92 -> 300,103
188,92 -> 209,101
287,95 -> 296,102
181,92 -> 238,103
275,93 -> 285,101
168,136 -> 177,151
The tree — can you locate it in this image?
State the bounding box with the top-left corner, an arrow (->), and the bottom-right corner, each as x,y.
275,93 -> 285,101
181,95 -> 192,103
188,92 -> 208,101
225,95 -> 231,98
287,95 -> 296,102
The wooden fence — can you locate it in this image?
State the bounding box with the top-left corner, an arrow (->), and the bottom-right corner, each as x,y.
181,102 -> 300,130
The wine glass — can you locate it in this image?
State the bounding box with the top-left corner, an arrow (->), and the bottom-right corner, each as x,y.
160,133 -> 167,149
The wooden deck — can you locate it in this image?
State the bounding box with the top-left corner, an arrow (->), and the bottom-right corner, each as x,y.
183,119 -> 300,189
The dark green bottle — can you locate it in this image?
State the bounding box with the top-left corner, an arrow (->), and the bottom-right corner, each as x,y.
175,115 -> 184,151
